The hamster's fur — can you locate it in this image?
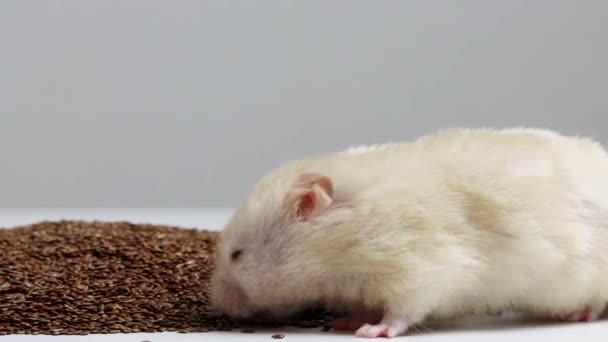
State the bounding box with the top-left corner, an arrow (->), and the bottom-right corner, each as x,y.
210,128 -> 608,338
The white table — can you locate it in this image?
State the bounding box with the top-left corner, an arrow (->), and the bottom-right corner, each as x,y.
1,208 -> 606,341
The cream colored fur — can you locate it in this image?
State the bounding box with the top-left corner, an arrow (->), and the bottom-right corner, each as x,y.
211,127 -> 608,333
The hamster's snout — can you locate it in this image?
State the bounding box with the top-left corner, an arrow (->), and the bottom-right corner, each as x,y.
210,276 -> 252,318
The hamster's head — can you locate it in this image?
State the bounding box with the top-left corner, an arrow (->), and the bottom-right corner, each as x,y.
210,170 -> 340,320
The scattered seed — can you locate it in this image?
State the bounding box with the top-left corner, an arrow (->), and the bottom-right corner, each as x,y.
272,333 -> 285,339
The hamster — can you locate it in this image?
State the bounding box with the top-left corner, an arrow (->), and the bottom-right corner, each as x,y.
210,127 -> 608,338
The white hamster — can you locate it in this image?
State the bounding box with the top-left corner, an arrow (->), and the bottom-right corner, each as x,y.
210,128 -> 608,338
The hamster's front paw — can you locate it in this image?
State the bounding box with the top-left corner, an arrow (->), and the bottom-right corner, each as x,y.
354,311 -> 409,338
559,304 -> 606,322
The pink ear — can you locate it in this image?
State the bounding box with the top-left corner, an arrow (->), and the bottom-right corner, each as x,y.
297,191 -> 317,218
288,173 -> 334,220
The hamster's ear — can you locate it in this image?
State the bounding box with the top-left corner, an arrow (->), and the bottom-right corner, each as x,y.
284,173 -> 334,220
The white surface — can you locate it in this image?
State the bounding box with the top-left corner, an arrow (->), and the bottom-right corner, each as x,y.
2,209 -> 608,341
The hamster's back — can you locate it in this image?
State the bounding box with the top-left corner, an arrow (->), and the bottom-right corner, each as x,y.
355,128 -> 608,318
337,128 -> 608,197
336,128 -> 608,319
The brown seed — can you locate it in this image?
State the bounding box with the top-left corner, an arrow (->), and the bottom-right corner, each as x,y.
0,220 -> 333,335
272,333 -> 285,339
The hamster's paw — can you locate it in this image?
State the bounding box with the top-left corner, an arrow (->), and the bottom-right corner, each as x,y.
355,311 -> 409,338
356,323 -> 390,338
560,304 -> 605,322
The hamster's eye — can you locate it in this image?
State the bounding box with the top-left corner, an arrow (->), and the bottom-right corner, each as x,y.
230,250 -> 243,261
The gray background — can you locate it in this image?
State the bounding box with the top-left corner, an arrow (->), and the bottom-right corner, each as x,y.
0,0 -> 606,208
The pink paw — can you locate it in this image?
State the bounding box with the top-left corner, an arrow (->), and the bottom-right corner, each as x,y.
560,305 -> 605,322
354,311 -> 409,338
355,323 -> 390,338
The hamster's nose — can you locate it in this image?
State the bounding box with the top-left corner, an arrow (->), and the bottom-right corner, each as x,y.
210,277 -> 250,317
